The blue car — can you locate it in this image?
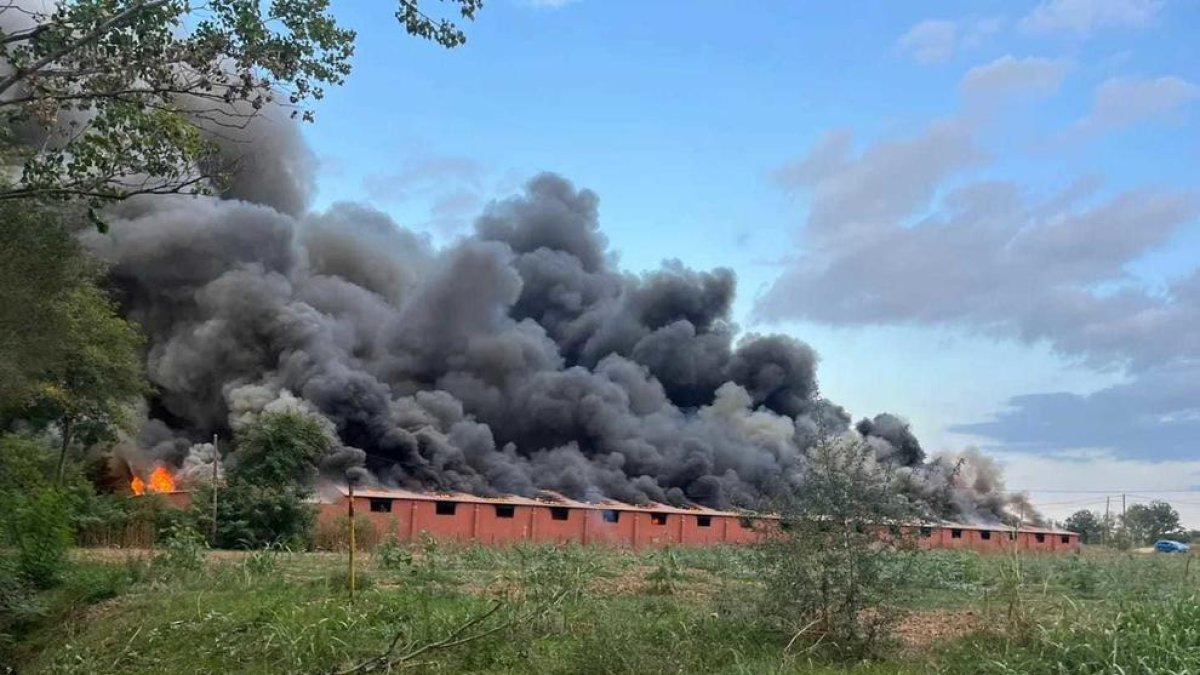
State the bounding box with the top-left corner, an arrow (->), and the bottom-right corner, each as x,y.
1154,540 -> 1191,553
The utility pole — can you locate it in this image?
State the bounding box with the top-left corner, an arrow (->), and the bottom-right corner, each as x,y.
1104,496 -> 1111,547
1122,493 -> 1127,547
210,434 -> 219,543
348,479 -> 356,602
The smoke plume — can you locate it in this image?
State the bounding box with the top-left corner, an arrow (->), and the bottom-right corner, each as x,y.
74,108 -> 1029,523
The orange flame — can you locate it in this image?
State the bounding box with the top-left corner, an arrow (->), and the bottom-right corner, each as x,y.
131,466 -> 176,495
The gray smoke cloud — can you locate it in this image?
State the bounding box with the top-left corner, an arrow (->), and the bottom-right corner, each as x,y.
76,108 -> 1030,522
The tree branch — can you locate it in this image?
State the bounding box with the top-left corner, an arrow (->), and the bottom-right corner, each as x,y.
0,0 -> 174,98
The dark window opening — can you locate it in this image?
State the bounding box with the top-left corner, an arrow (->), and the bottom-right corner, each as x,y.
550,507 -> 570,521
697,515 -> 712,528
981,530 -> 992,540
951,529 -> 963,539
1035,533 -> 1046,543
919,526 -> 933,538
739,516 -> 756,530
650,513 -> 668,525
780,520 -> 794,532
1008,530 -> 1017,540
435,500 -> 457,516
369,498 -> 392,513
853,521 -> 867,534
602,510 -> 620,523
1060,535 -> 1070,544
495,504 -> 515,519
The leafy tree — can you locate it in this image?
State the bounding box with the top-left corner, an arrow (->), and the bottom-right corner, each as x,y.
26,282 -> 146,483
753,436 -> 920,660
230,409 -> 332,486
0,203 -> 146,481
0,203 -> 87,412
1063,509 -> 1108,546
0,0 -> 482,206
194,409 -> 332,548
1123,501 -> 1183,545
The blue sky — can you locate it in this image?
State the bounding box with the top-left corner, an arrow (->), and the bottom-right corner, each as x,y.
303,0 -> 1200,525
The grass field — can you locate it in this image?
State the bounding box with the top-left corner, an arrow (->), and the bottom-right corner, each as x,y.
3,542 -> 1198,674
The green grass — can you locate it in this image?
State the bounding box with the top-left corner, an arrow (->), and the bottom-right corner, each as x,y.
3,545 -> 1197,674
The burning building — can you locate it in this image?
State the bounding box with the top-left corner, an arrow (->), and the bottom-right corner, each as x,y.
78,106 -> 1044,533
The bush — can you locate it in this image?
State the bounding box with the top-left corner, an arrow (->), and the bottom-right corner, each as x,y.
193,483 -> 316,550
312,513 -> 379,552
375,538 -> 413,570
752,437 -> 920,660
6,488 -> 74,589
154,524 -> 206,574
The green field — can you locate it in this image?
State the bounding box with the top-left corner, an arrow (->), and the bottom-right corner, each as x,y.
3,542 -> 1198,674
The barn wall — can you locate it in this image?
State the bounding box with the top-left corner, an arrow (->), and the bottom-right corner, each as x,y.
158,489 -> 1078,553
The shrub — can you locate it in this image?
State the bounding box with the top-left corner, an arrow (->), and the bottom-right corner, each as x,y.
375,538 -> 414,570
7,488 -> 74,589
752,437 -> 920,660
193,483 -> 316,550
154,524 -> 207,574
312,513 -> 378,552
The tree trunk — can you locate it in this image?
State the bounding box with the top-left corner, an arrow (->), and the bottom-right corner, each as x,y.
56,415 -> 73,485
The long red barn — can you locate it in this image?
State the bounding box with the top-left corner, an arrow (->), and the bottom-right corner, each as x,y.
158,485 -> 1081,553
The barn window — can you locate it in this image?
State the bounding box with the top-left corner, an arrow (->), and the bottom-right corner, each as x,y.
650,513 -> 668,525
1060,534 -> 1070,544
602,510 -> 621,524
369,498 -> 392,513
550,507 -> 570,521
494,505 -> 515,519
739,516 -> 756,530
951,529 -> 963,539
980,530 -> 992,540
919,526 -> 933,538
697,515 -> 712,528
435,501 -> 457,516
1035,533 -> 1046,543
1008,530 -> 1017,540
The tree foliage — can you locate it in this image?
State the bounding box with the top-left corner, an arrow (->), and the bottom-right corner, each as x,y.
193,410 -> 332,548
0,0 -> 481,205
1123,501 -> 1183,546
0,203 -> 88,412
230,409 -> 332,487
0,203 -> 146,480
1063,509 -> 1108,546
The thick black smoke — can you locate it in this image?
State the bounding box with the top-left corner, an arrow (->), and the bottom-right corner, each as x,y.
81,111 -> 1027,522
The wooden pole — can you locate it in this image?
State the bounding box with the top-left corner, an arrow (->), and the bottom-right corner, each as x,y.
1104,496 -> 1111,547
210,434 -> 219,543
1122,493 -> 1127,547
348,480 -> 356,601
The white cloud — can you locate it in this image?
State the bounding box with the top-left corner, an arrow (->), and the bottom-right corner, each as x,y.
898,17 -> 1004,65
898,19 -> 957,64
1075,75 -> 1200,134
1020,0 -> 1162,36
960,55 -> 1069,99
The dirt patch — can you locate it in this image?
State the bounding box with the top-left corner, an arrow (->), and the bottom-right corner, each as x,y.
893,609 -> 983,652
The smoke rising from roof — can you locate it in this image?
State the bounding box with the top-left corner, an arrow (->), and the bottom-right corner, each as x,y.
85,110 -> 1028,523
